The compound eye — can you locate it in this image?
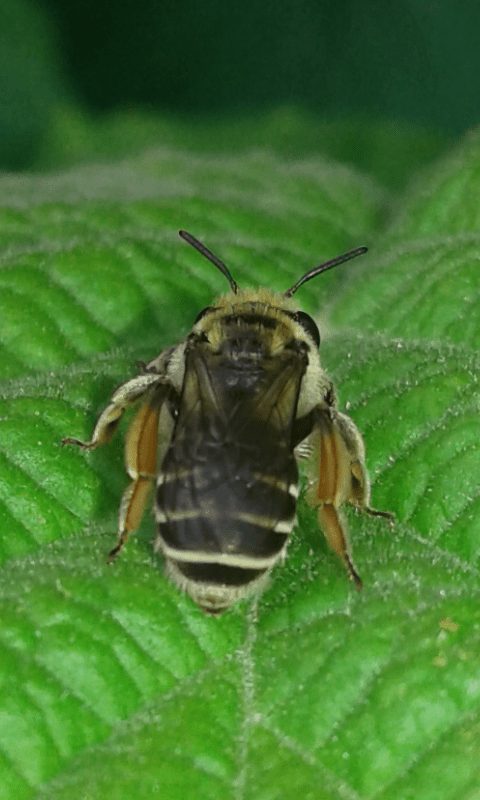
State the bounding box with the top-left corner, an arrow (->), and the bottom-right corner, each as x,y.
194,306 -> 213,325
293,311 -> 320,348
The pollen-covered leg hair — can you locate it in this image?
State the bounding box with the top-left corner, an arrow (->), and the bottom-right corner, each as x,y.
108,391 -> 165,561
62,371 -> 165,451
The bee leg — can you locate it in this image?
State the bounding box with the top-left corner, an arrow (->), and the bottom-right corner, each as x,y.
62,372 -> 165,451
308,406 -> 364,589
108,477 -> 154,561
309,406 -> 394,588
364,506 -> 395,530
317,504 -> 363,589
108,396 -> 163,561
345,428 -> 394,530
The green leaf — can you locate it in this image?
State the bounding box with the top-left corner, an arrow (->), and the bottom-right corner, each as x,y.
1,132 -> 479,800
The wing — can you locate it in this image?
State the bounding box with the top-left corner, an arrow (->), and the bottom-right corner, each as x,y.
177,341 -> 308,446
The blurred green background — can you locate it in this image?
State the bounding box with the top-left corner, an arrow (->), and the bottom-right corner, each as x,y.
1,0 -> 479,171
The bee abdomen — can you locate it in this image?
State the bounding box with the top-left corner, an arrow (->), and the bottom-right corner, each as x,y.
154,469 -> 298,613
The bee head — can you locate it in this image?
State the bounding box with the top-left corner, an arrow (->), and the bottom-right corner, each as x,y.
190,291 -> 321,356
180,230 -> 367,353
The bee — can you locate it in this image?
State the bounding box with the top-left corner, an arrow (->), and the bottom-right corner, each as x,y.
63,230 -> 393,614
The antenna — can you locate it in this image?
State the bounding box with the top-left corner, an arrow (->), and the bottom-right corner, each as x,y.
179,230 -> 238,294
284,247 -> 368,298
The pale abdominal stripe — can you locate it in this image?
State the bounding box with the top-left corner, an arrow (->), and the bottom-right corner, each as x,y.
154,507 -> 296,529
158,468 -> 300,499
155,540 -> 289,570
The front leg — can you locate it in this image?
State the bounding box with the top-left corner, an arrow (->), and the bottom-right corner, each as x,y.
63,373 -> 173,560
62,371 -> 165,450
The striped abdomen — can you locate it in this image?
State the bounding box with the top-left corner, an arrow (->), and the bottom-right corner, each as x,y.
154,438 -> 299,614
